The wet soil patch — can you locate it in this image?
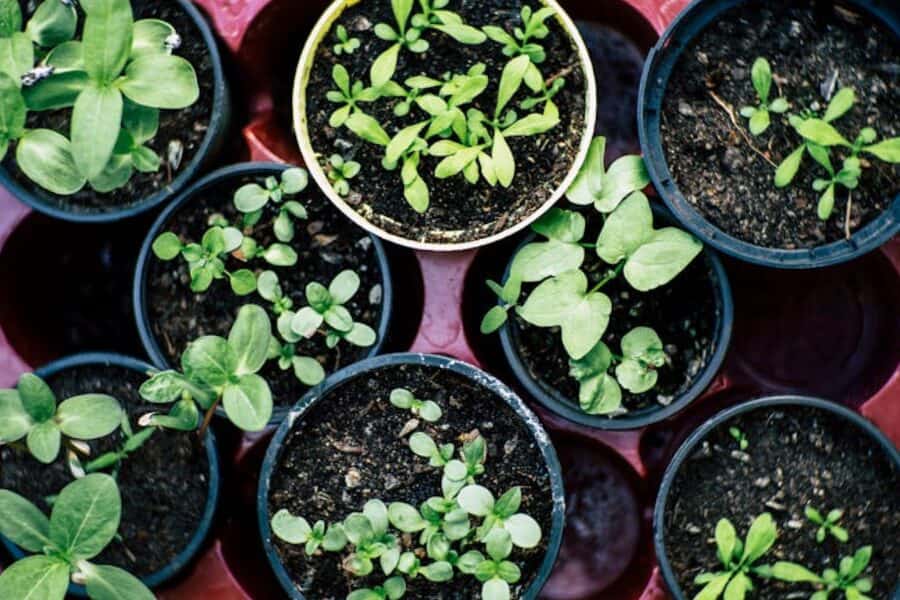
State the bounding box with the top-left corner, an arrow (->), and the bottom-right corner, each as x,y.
664,405 -> 900,599
661,1 -> 900,249
306,0 -> 587,243
267,362 -> 554,598
0,363 -> 210,578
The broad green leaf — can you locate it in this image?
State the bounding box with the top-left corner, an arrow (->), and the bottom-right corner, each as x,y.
578,372 -> 621,415
596,191 -> 653,264
496,55 -> 529,117
139,370 -> 214,407
741,513 -> 777,564
49,473 -> 120,560
863,138 -> 900,163
347,590 -> 380,600
17,373 -> 56,422
324,305 -> 353,332
292,356 -> 326,386
71,83 -> 123,179
750,57 -> 771,102
292,307 -> 324,337
435,147 -> 482,179
88,151 -> 132,193
817,183 -> 835,220
485,528 -> 513,561
346,111 -> 391,146
0,32 -> 33,82
44,41 -> 84,72
0,555 -> 69,600
458,485 -> 494,517
364,500 -> 389,535
23,71 -> 90,111
404,169 -> 429,212
182,336 -> 236,386
56,394 -> 122,439
281,167 -> 308,193
595,155 -> 649,213
234,183 -> 269,212
504,514 -> 541,548
131,19 -> 174,59
0,490 -> 52,552
120,54 -> 199,109
384,576 -> 406,599
228,304 -> 271,376
343,513 -> 374,544
847,546 -> 871,579
509,240 -> 584,282
774,145 -> 804,188
390,388 -> 414,409
26,421 -> 60,463
748,109 -> 769,136
615,359 -> 657,394
26,0 -> 77,47
344,323 -> 377,347
271,509 -> 311,544
433,22 -> 486,44
621,326 -> 665,366
420,561 -> 453,582
797,119 -> 852,147
122,100 -> 159,143
770,562 -> 822,583
824,88 -> 855,123
391,0 -> 413,31
222,374 -> 272,431
409,431 -> 438,457
329,270 -> 360,304
81,0 -> 134,85
566,136 -> 606,206
80,562 -> 155,600
532,208 -> 585,243
385,121 -> 427,164
0,72 -> 25,143
16,128 -> 88,193
0,0 -> 21,37
482,578 -> 510,600
0,389 -> 32,442
624,228 -> 702,292
370,43 -> 400,87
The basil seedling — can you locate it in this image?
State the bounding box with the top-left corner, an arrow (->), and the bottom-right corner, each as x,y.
805,506 -> 849,544
692,514 -> 778,600
0,373 -> 122,464
739,58 -> 788,135
0,474 -> 153,600
728,427 -> 749,451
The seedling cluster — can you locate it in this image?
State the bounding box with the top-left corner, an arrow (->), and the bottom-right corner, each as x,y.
324,0 -> 568,213
272,391 -> 543,600
153,168 -> 378,390
0,0 -> 200,195
739,57 -> 900,232
481,136 -> 703,416
693,513 -> 876,600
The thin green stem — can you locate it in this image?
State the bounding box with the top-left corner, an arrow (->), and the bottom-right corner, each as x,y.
590,262 -> 625,293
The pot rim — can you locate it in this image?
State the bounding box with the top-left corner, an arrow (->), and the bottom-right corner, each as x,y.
291,0 -> 598,252
498,204 -> 734,430
0,352 -> 221,595
256,352 -> 566,599
652,394 -> 900,600
132,161 -> 395,424
637,0 -> 900,269
0,0 -> 230,224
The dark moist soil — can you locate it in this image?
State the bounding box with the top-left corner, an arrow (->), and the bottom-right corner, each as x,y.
661,1 -> 900,249
4,0 -> 215,215
0,363 -> 210,577
306,0 -> 587,244
511,230 -> 718,416
145,171 -> 385,408
664,406 -> 900,600
267,363 -> 554,599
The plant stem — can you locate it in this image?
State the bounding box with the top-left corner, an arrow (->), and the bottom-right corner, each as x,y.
591,263 -> 625,293
844,189 -> 853,240
198,397 -> 221,439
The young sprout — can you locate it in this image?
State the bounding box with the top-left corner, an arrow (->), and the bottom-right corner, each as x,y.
343,501 -> 402,576
418,498 -> 471,545
805,506 -> 849,544
348,577 -> 407,600
728,427 -> 749,451
139,304 -> 274,433
566,136 -> 650,213
270,509 -> 348,555
762,546 -> 874,600
0,373 -> 122,464
390,388 -> 442,422
474,529 -> 522,600
83,415 -> 154,476
152,225 -> 258,295
289,270 -> 377,349
442,435 -> 487,491
334,24 -> 361,55
327,64 -> 384,128
692,513 -> 778,600
739,58 -> 788,135
396,551 -> 453,582
234,167 -> 309,233
0,474 -> 154,600
326,154 -> 361,196
409,432 -> 454,467
457,485 -> 542,548
483,5 -> 556,64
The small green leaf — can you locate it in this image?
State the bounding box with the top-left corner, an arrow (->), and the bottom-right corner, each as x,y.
17,373 -> 56,422
863,138 -> 900,163
27,421 -> 61,464
817,183 -> 835,220
624,228 -> 703,292
775,145 -> 805,188
0,389 -> 32,442
263,244 -> 298,267
566,136 -> 606,206
741,513 -> 777,565
750,57 -> 772,102
797,119 -> 852,147
26,0 -> 77,47
503,514 -> 541,548
370,43 -> 400,87
482,578 -> 510,600
346,111 -> 391,146
222,374 -> 272,431
0,0 -> 21,37
532,208 -> 585,243
329,270 -> 360,305
81,0 -> 134,85
458,485 -> 495,517
56,394 -> 122,439
615,359 -> 657,394
594,155 -> 649,213
824,88 -> 855,123
0,32 -> 34,82
152,232 -> 182,260
80,561 -> 155,600
420,561 -> 453,582
130,18 -> 175,59
509,240 -> 584,282
0,490 -> 52,552
496,55 -> 529,117
596,191 -> 654,264
182,335 -> 236,386
228,304 -> 271,376
23,70 -> 90,111
271,509 -> 311,544
281,167 -> 308,193
120,53 -> 199,109
770,562 -> 822,583
748,108 -> 770,136
49,473 -> 120,560
292,356 -> 325,386
481,305 -> 508,334
16,128 -> 86,194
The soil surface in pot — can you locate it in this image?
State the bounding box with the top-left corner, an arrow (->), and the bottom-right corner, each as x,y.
145,170 -> 385,408
3,0 -> 215,215
305,0 -> 587,244
511,246 -> 718,416
0,363 -> 210,578
267,363 -> 555,598
663,405 -> 900,600
661,1 -> 900,249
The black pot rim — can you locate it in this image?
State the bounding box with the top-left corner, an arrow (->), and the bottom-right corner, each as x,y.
0,0 -> 230,223
498,204 -> 734,430
637,0 -> 900,269
653,395 -> 900,600
0,352 -> 221,595
256,352 -> 566,600
132,161 -> 395,425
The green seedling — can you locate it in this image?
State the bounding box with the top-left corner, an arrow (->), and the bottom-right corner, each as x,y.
395,551 -> 453,582
0,474 -> 153,600
271,509 -> 348,555
441,435 -> 487,495
0,373 -> 122,464
327,154 -> 361,196
327,64 -> 383,128
474,529 -> 522,600
83,415 -> 154,476
152,225 -> 258,295
692,513 -> 778,600
390,387 -> 442,422
139,304 -> 274,433
233,167 -> 309,238
287,270 -> 377,350
0,0 -> 199,195
729,427 -> 749,451
805,506 -> 849,544
409,432 -> 454,467
348,577 -> 407,600
418,496 -> 471,545
566,136 -> 650,213
483,5 -> 555,64
740,57 -> 788,135
761,546 -> 874,600
334,24 -> 360,55
457,485 -> 542,548
345,501 -> 402,576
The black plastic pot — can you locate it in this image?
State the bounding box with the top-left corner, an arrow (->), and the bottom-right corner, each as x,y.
498,205 -> 734,430
653,395 -> 900,600
133,162 -> 395,425
0,352 -> 221,596
0,0 -> 231,224
256,352 -> 566,600
637,0 -> 900,269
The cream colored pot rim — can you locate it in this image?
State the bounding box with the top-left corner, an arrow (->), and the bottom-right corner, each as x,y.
292,0 -> 597,252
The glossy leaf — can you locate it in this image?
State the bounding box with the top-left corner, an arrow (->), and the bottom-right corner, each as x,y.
56,394 -> 122,439
71,83 -> 123,179
624,228 -> 702,292
49,473 -> 120,560
0,490 -> 52,552
120,53 -> 199,109
81,0 -> 134,85
222,374 -> 272,432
